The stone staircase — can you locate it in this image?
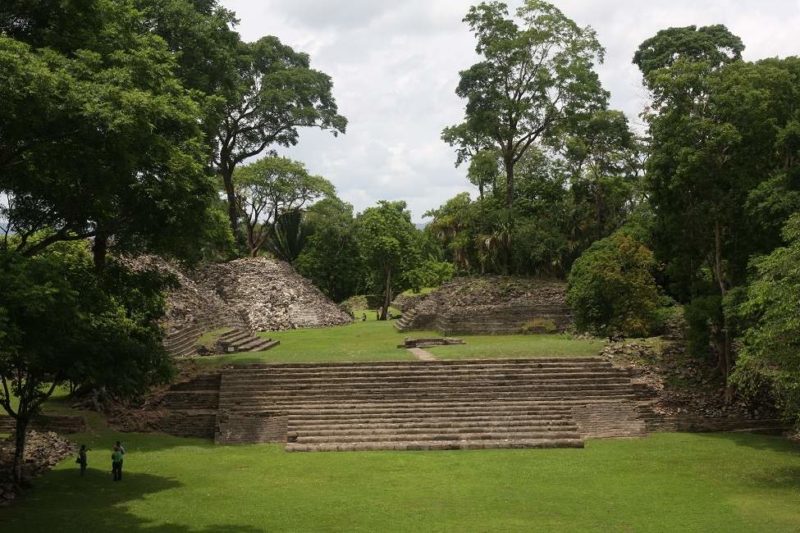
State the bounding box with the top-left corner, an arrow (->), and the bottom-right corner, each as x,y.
394,307 -> 418,331
217,329 -> 280,354
214,358 -> 645,451
163,312 -> 248,357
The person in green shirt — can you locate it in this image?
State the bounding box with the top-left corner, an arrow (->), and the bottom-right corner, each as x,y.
111,445 -> 124,481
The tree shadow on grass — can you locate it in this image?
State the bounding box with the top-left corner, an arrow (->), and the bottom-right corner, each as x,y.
0,468 -> 264,533
693,431 -> 800,453
691,432 -> 800,491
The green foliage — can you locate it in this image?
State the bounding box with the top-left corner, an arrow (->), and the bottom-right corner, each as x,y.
444,0 -> 607,211
0,2 -> 217,265
0,243 -> 173,415
567,232 -> 660,338
0,243 -> 173,481
234,156 -> 333,257
683,295 -> 723,360
356,201 -> 422,319
295,198 -> 366,302
635,26 -> 800,382
732,214 -> 800,425
402,260 -> 455,293
213,35 -> 346,240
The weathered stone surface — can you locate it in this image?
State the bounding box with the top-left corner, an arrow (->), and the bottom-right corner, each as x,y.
123,256 -> 350,356
396,276 -> 571,335
601,340 -> 785,432
197,258 -> 351,332
0,431 -> 76,505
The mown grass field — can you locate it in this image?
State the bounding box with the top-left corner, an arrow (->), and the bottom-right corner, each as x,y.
3,318 -> 799,532
195,316 -> 605,367
1,425 -> 799,532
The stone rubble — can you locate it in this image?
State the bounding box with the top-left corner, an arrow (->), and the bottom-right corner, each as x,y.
197,258 -> 351,331
122,256 -> 351,353
409,276 -> 567,314
0,431 -> 77,506
601,340 -> 777,420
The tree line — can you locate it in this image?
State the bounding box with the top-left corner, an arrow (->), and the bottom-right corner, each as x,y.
432,2 -> 800,423
2,0 -> 799,486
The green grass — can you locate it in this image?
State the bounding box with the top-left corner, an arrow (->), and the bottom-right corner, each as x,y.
428,333 -> 606,359
196,320 -> 425,367
194,327 -> 234,350
400,287 -> 437,296
1,427 -> 798,532
194,318 -> 605,367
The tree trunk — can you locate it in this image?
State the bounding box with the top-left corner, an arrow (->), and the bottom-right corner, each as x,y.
503,156 -> 514,274
713,220 -> 734,402
92,230 -> 108,273
380,267 -> 392,321
504,156 -> 514,210
222,167 -> 239,239
12,416 -> 29,486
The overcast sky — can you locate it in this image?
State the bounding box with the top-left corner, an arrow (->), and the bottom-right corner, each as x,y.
221,0 -> 800,222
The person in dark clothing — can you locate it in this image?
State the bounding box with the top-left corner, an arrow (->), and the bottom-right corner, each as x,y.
77,445 -> 88,476
111,444 -> 124,481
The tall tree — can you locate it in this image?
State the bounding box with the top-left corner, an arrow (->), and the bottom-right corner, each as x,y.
0,1 -> 216,268
295,198 -> 366,302
213,36 -> 347,239
234,156 -> 334,257
0,243 -> 172,485
356,201 -> 421,320
635,27 -> 800,390
443,0 -> 607,211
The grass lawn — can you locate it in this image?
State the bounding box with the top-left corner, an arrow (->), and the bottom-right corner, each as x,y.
1,426 -> 798,532
195,315 -> 605,367
428,334 -> 606,359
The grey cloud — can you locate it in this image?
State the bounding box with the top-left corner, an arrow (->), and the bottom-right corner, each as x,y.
224,0 -> 800,222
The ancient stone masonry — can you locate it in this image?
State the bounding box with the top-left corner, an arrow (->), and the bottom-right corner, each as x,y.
601,340 -> 788,434
197,258 -> 351,332
395,276 -> 571,335
0,431 -> 76,505
122,255 -> 247,357
123,256 -> 350,357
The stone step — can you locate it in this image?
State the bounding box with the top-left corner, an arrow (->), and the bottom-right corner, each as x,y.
286,438 -> 585,452
272,401 -> 586,416
219,376 -> 635,396
221,367 -> 622,381
280,406 -> 578,418
222,398 -> 636,416
219,388 -> 632,402
219,383 -> 635,399
232,337 -> 274,352
290,420 -> 580,434
220,329 -> 250,342
222,358 -> 610,370
288,411 -> 576,423
294,429 -> 582,444
221,369 -> 629,384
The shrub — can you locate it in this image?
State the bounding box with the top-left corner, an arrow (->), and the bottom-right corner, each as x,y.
567,232 -> 660,339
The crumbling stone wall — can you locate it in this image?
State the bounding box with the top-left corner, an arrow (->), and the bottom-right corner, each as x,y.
399,276 -> 572,335
197,258 -> 351,331
124,256 -> 351,356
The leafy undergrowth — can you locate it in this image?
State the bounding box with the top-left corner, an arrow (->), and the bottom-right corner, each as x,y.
0,426 -> 798,532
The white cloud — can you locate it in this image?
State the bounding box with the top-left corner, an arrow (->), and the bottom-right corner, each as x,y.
222,0 -> 800,221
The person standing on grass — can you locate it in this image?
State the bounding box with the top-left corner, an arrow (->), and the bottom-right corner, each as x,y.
77,445 -> 88,476
111,444 -> 124,481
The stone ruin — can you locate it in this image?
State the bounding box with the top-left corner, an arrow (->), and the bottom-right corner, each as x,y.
123,256 -> 351,356
394,276 -> 572,335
